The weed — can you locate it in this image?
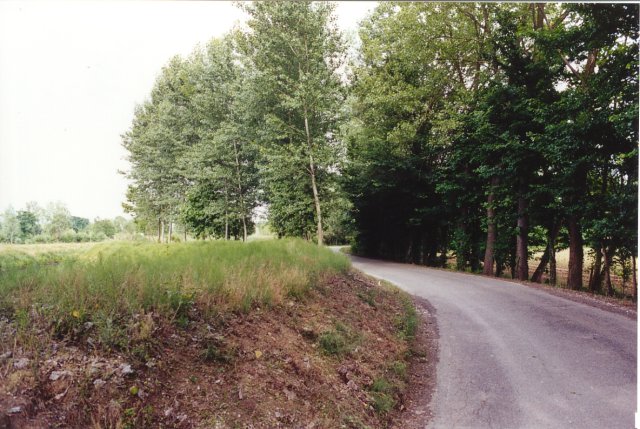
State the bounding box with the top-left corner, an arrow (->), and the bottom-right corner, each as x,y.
357,290 -> 377,308
318,330 -> 347,356
371,391 -> 395,414
389,360 -> 407,379
369,377 -> 396,414
175,314 -> 190,329
343,415 -> 372,429
201,344 -> 232,364
318,321 -> 361,357
395,296 -> 417,341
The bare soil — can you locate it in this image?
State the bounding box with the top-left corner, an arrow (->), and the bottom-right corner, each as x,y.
0,272 -> 437,429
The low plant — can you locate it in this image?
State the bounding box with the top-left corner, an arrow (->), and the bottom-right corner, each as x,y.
369,377 -> 395,414
318,321 -> 361,357
395,295 -> 418,341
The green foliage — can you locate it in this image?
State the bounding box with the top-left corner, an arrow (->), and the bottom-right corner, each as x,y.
369,378 -> 395,414
396,295 -> 418,341
17,210 -> 41,238
70,216 -> 89,232
91,219 -> 116,238
318,321 -> 360,357
123,36 -> 259,242
345,2 -> 637,294
318,330 -> 347,357
241,1 -> 346,244
44,202 -> 72,241
201,343 -> 232,364
1,207 -> 21,244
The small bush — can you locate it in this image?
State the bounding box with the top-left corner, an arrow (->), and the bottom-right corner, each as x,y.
60,229 -> 78,243
357,290 -> 377,308
319,330 -> 347,356
201,344 -> 232,364
389,361 -> 407,379
370,378 -> 396,414
318,321 -> 361,357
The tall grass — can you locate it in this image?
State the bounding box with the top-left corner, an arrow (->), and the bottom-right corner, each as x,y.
0,239 -> 349,348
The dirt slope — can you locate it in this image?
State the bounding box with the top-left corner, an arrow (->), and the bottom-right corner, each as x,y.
1,272 -> 436,429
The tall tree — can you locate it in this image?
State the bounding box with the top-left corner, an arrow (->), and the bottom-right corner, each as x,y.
17,210 -> 41,239
123,56 -> 198,241
241,1 -> 346,245
1,207 -> 21,243
44,202 -> 72,241
181,37 -> 259,241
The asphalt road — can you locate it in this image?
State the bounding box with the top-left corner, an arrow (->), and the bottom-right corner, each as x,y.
349,254 -> 637,429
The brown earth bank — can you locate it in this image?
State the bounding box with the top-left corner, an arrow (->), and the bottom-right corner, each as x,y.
0,272 -> 436,429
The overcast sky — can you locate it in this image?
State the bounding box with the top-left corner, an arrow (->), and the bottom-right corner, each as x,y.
0,1 -> 376,220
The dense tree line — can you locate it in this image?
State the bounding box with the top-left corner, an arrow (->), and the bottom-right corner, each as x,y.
123,2 -> 637,296
0,202 -> 133,244
123,2 -> 350,244
345,3 -> 638,297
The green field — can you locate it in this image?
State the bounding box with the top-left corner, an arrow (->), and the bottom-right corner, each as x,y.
0,239 -> 350,348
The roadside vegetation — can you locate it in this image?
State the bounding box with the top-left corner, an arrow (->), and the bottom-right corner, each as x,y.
0,240 -> 426,428
1,240 -> 348,344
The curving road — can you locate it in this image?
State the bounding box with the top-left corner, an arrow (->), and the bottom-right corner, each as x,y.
348,254 -> 637,429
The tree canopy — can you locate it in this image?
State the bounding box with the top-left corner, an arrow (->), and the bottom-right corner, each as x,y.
121,1 -> 637,297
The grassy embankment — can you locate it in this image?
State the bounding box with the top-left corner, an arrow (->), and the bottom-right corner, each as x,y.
0,240 -> 348,347
0,240 -> 425,428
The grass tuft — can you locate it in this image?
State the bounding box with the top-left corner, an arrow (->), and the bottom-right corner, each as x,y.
395,295 -> 418,341
370,377 -> 396,414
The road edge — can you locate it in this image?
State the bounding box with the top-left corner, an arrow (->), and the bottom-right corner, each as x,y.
348,269 -> 439,428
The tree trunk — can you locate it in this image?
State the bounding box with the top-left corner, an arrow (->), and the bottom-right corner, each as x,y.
224,187 -> 229,241
632,254 -> 637,302
531,222 -> 560,283
168,221 -> 173,243
515,193 -> 529,280
603,245 -> 614,296
549,245 -> 557,286
158,219 -> 162,243
304,113 -> 323,246
509,235 -> 517,279
300,38 -> 324,246
567,215 -> 583,290
232,140 -> 248,242
456,213 -> 467,271
588,245 -> 603,293
483,178 -> 499,276
160,220 -> 165,243
224,213 -> 229,241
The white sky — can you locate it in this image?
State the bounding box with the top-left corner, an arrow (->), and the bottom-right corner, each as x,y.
0,1 -> 376,220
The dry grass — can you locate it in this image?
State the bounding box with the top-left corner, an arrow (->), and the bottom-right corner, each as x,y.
0,242 -> 97,256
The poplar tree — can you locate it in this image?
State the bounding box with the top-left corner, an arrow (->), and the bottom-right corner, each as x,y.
241,1 -> 345,245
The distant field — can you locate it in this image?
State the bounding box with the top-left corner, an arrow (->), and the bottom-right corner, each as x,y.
0,241 -> 97,256
529,248 -> 635,297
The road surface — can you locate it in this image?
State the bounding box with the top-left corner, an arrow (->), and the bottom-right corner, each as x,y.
349,254 -> 637,429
